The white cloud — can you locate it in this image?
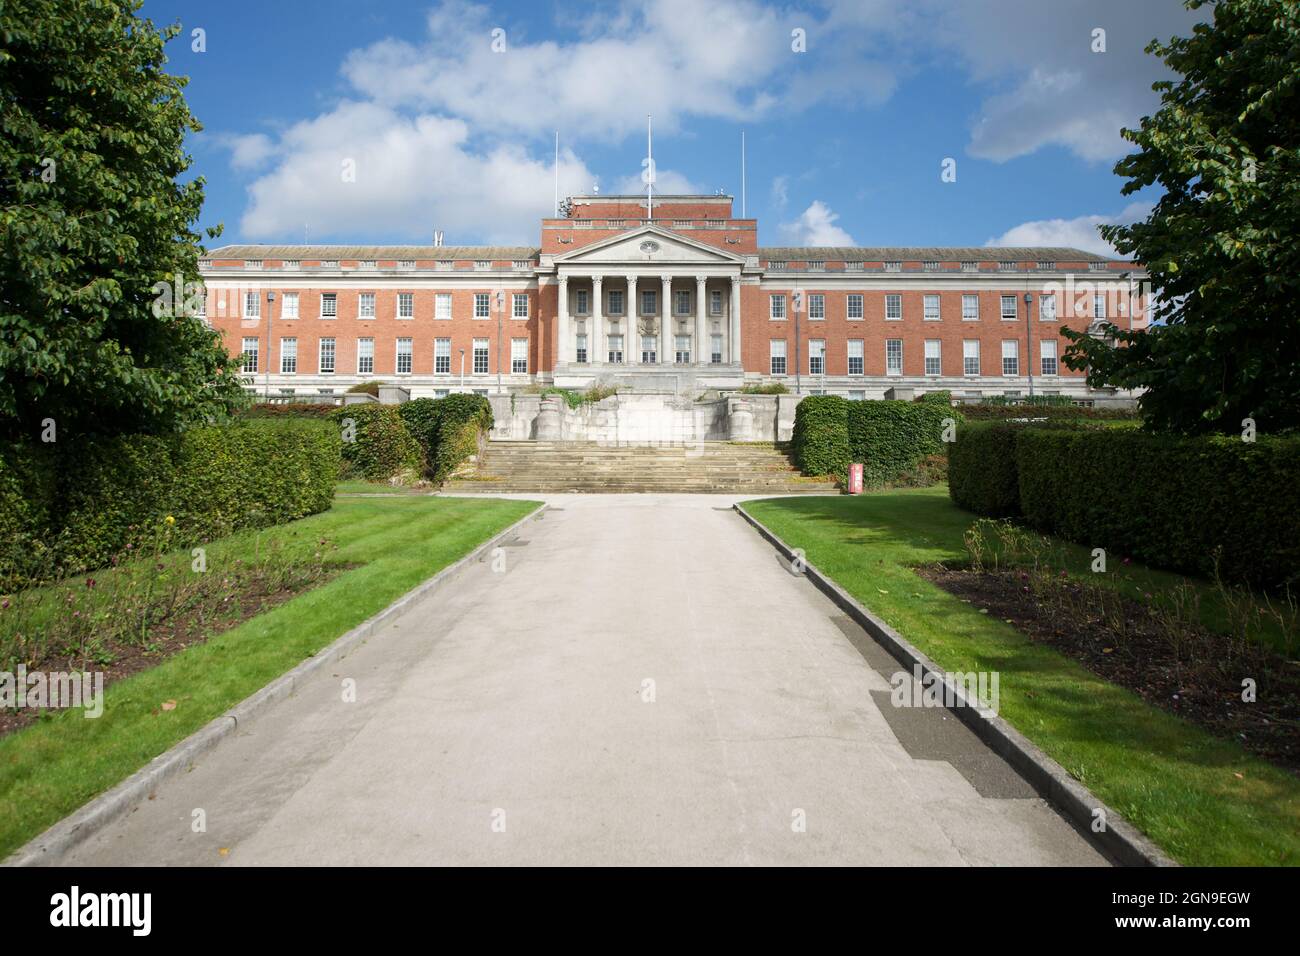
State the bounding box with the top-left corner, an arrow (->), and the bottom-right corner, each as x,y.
779,201 -> 856,246
985,201 -> 1152,257
221,133 -> 276,171
770,175 -> 789,210
611,168 -> 704,195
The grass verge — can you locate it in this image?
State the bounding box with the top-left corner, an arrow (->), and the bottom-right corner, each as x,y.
0,495 -> 539,859
741,487 -> 1300,866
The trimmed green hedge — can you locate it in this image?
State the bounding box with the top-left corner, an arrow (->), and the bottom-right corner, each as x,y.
949,424 -> 1300,587
242,403 -> 338,419
329,404 -> 422,481
397,394 -> 494,481
847,400 -> 957,486
0,420 -> 339,589
959,403 -> 1139,422
790,395 -> 849,478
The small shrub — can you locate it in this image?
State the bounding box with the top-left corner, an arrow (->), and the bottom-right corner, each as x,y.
346,381 -> 386,396
846,399 -> 959,487
740,382 -> 789,395
396,394 -> 493,481
329,405 -> 422,482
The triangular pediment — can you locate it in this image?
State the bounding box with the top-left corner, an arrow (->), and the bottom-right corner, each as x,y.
553,224 -> 745,266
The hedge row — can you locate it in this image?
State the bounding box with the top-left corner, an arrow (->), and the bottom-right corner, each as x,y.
397,394 -> 493,481
790,396 -> 958,486
330,405 -> 423,482
958,403 -> 1139,422
948,423 -> 1300,587
0,419 -> 339,589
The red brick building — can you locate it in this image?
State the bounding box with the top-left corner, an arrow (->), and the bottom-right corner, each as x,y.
201,194 -> 1147,400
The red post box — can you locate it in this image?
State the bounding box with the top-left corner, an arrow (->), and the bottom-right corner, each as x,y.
848,463 -> 864,495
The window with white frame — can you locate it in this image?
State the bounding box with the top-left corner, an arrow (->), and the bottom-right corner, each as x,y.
511,338 -> 528,373
435,338 -> 451,374
1000,295 -> 1017,320
473,338 -> 489,374
769,294 -> 786,320
474,293 -> 490,318
923,294 -> 940,321
808,294 -> 825,320
280,337 -> 297,374
359,293 -> 375,319
641,334 -> 657,365
848,390 -> 866,401
1002,340 -> 1019,376
319,337 -> 335,374
607,334 -> 623,364
435,293 -> 452,320
710,333 -> 723,364
963,339 -> 980,376
848,339 -> 864,375
710,289 -> 722,315
1041,340 -> 1058,375
575,289 -> 589,315
396,338 -> 412,374
675,334 -> 691,364
924,339 -> 942,375
1040,293 -> 1057,321
512,293 -> 528,319
809,339 -> 825,375
357,337 -> 375,374
847,293 -> 863,320
769,339 -> 787,375
886,339 -> 903,375
675,290 -> 691,315
320,293 -> 337,318
886,294 -> 902,320
576,333 -> 588,364
241,337 -> 259,373
608,289 -> 625,315
195,287 -> 207,319
1093,293 -> 1105,319
398,292 -> 414,319
282,292 -> 299,319
640,289 -> 656,315
962,294 -> 979,321
244,291 -> 260,318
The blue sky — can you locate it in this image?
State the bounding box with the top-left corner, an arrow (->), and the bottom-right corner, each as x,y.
142,0 -> 1204,254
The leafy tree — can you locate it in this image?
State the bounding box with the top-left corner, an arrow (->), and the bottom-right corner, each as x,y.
0,0 -> 245,442
1062,0 -> 1300,434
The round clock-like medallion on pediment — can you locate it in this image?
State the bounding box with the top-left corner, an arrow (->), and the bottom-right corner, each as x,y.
639,240 -> 660,253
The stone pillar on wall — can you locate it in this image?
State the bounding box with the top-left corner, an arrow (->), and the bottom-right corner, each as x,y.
660,275 -> 672,365
590,276 -> 603,369
626,275 -> 639,366
557,275 -> 570,366
536,393 -> 564,440
728,397 -> 755,441
695,275 -> 708,366
729,276 -> 742,365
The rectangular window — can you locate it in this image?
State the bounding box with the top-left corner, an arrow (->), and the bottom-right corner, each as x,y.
710,289 -> 722,315
608,290 -> 625,315
436,293 -> 452,320
886,294 -> 902,321
641,289 -> 656,315
675,334 -> 691,364
398,292 -> 414,319
1093,293 -> 1105,319
241,336 -> 259,373
607,334 -> 624,365
321,293 -> 337,318
924,339 -> 941,376
357,337 -> 374,374
576,333 -> 588,364
641,334 -> 657,365
770,294 -> 786,320
511,338 -> 528,373
319,337 -> 336,374
512,293 -> 528,319
886,339 -> 902,375
282,292 -> 299,319
809,339 -> 825,375
847,294 -> 863,320
710,333 -> 723,364
848,390 -> 866,401
575,289 -> 589,315
244,292 -> 260,319
474,293 -> 490,319
1041,340 -> 1058,376
359,293 -> 375,319
962,294 -> 979,321
769,339 -> 787,375
435,338 -> 451,374
1002,340 -> 1019,376
396,337 -> 412,374
963,340 -> 980,376
280,337 -> 297,374
473,338 -> 489,374
675,290 -> 691,315
923,294 -> 940,321
808,294 -> 825,320
848,339 -> 864,375
1040,293 -> 1057,321
1000,295 -> 1017,321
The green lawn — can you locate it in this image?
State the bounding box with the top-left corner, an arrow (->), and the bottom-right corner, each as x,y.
0,495 -> 539,859
742,487 -> 1300,867
334,479 -> 429,495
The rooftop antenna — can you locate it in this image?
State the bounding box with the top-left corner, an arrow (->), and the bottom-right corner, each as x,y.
553,131 -> 559,217
433,230 -> 443,247
647,114 -> 653,218
592,182 -> 599,195
741,130 -> 746,217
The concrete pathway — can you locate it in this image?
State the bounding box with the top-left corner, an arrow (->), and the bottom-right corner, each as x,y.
60,494 -> 1104,866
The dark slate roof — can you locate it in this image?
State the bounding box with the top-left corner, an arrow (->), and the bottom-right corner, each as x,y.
206,245 -> 539,260
756,246 -> 1112,262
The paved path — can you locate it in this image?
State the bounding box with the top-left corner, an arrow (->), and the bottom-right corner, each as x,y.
61,495 -> 1104,866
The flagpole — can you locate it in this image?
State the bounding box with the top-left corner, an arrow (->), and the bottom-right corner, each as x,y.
647,114 -> 653,219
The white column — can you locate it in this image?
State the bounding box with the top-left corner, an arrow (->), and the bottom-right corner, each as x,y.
626,275 -> 639,365
695,275 -> 708,365
590,276 -> 603,367
660,275 -> 672,364
729,275 -> 742,364
557,275 -> 570,366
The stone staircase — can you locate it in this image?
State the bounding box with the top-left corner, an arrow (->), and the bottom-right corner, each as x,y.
444,440 -> 840,494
